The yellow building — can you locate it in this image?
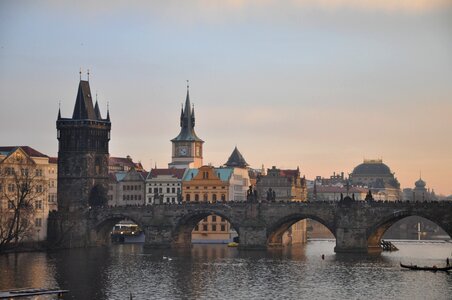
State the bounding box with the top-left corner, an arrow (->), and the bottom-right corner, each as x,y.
0,146 -> 55,243
183,165 -> 236,243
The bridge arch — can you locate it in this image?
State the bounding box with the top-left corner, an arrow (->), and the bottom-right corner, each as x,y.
367,210 -> 452,249
91,213 -> 145,246
267,214 -> 335,247
171,209 -> 239,248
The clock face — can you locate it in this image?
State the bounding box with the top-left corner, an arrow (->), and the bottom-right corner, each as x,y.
178,146 -> 188,156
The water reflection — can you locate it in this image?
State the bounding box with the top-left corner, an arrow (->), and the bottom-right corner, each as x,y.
1,241 -> 451,299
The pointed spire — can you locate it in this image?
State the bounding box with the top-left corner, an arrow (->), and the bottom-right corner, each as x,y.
225,146 -> 249,168
106,101 -> 110,121
57,101 -> 61,120
93,92 -> 102,120
72,80 -> 96,120
191,103 -> 195,127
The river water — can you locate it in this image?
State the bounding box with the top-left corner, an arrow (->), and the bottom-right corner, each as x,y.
1,240 -> 451,299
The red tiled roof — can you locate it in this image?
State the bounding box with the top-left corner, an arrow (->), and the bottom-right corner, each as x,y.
0,146 -> 49,158
109,157 -> 135,167
49,157 -> 58,164
280,169 -> 299,177
148,168 -> 186,179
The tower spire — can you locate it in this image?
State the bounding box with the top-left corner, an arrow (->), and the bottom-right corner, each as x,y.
106,101 -> 110,121
58,100 -> 61,119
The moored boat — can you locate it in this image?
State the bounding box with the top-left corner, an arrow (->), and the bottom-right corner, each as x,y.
400,262 -> 452,272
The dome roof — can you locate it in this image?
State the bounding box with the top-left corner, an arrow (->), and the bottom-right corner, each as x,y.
352,160 -> 391,175
415,178 -> 426,188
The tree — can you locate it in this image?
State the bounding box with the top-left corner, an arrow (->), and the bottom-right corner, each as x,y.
0,153 -> 46,250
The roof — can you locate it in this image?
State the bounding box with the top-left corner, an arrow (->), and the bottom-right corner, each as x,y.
225,147 -> 249,168
352,160 -> 392,175
72,80 -> 97,120
0,146 -> 48,158
49,157 -> 58,164
280,169 -> 299,177
183,167 -> 233,182
147,168 -> 186,180
109,156 -> 145,171
171,89 -> 203,142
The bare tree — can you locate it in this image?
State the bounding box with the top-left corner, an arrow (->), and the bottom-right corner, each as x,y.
0,155 -> 46,250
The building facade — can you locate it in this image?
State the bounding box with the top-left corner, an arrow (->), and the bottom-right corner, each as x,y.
0,146 -> 55,242
109,156 -> 144,173
168,87 -> 204,169
145,168 -> 185,204
256,166 -> 308,245
107,169 -> 147,207
349,159 -> 401,201
402,177 -> 437,202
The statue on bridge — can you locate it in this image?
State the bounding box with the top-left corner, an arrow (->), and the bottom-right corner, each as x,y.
246,185 -> 258,202
365,189 -> 374,202
266,188 -> 276,202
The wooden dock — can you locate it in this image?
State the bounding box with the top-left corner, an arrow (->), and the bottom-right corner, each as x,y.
0,288 -> 69,299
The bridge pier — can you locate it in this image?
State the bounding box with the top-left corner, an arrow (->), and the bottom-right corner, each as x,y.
238,226 -> 267,250
143,226 -> 173,249
334,227 -> 369,253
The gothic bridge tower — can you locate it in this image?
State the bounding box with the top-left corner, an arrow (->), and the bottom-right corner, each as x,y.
56,79 -> 111,212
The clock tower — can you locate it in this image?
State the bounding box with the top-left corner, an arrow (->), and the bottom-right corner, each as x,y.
168,86 -> 204,169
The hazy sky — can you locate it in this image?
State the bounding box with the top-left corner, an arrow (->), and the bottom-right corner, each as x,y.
1,1 -> 451,194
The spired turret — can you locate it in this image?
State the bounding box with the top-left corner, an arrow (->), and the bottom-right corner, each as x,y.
56,79 -> 111,212
169,85 -> 204,169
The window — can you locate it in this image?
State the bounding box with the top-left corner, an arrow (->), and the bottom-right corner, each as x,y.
172,188 -> 175,193
212,215 -> 217,222
35,169 -> 42,177
35,200 -> 42,209
8,184 -> 15,192
194,225 -> 199,231
221,225 -> 226,231
159,188 -> 162,193
194,194 -> 199,201
36,185 -> 43,193
186,194 -> 191,201
203,217 -> 208,222
212,225 -> 217,231
21,168 -> 29,176
167,188 -> 170,193
35,218 -> 42,227
154,188 -> 158,194
123,186 -> 126,191
221,194 -> 226,201
212,194 -> 217,202
203,224 -> 208,231
149,188 -> 152,193
203,194 -> 208,201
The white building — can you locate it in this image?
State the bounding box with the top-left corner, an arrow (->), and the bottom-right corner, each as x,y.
145,168 -> 186,204
108,169 -> 148,206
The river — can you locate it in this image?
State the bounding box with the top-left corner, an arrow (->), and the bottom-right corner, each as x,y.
1,240 -> 451,299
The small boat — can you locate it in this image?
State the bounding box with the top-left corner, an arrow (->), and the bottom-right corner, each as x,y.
227,242 -> 238,247
400,262 -> 452,272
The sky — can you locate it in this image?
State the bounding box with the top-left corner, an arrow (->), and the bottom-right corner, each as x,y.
0,1 -> 451,195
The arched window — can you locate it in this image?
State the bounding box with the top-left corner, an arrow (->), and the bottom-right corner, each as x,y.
203,193 -> 208,202
186,194 -> 191,202
212,194 -> 217,202
195,194 -> 199,201
221,194 -> 226,201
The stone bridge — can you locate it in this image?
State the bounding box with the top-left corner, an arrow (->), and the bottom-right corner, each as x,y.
48,201 -> 452,253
